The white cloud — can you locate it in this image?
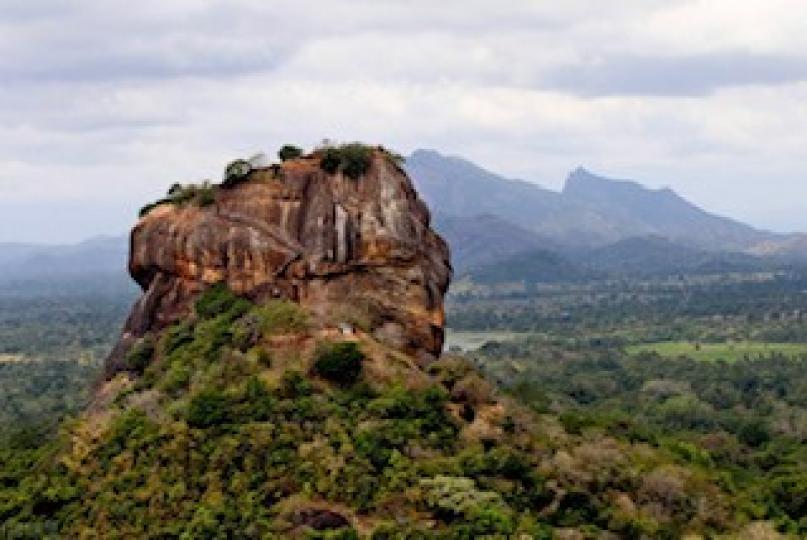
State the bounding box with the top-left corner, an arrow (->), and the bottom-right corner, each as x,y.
0,0 -> 806,241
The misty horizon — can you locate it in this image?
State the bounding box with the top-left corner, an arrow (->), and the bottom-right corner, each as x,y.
1,149 -> 805,245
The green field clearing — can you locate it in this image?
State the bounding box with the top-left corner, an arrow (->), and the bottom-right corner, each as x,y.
627,341 -> 807,362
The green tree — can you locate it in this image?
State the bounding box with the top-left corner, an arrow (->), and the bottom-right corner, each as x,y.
313,341 -> 364,386
186,389 -> 231,428
278,144 -> 303,162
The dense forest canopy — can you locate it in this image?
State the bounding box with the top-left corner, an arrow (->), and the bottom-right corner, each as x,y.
0,268 -> 805,535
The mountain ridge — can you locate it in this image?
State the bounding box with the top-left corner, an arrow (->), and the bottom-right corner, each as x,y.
432,213 -> 557,271
406,149 -> 791,253
561,167 -> 769,250
4,150 -> 807,282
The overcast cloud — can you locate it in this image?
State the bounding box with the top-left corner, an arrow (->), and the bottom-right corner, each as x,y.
1,0 -> 807,242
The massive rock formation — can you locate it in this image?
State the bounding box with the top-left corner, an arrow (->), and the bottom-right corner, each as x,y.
105,148 -> 451,377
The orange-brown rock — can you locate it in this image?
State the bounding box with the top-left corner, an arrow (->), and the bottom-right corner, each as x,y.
105,148 -> 451,377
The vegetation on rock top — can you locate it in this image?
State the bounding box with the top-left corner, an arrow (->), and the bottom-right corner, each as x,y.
278,144 -> 303,162
138,181 -> 216,218
137,142 -> 406,218
318,143 -> 374,180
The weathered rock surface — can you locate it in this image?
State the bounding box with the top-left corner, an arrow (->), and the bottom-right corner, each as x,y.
105,149 -> 451,377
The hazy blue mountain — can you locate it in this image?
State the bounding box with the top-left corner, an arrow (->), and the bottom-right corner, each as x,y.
406,150 -> 776,250
562,167 -> 770,251
406,150 -> 612,246
464,235 -> 769,285
0,243 -> 56,267
571,235 -> 767,277
406,149 -> 563,218
469,247 -> 593,285
0,235 -> 128,282
432,213 -> 555,272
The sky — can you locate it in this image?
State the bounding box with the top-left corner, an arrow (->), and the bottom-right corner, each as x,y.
1,0 -> 807,243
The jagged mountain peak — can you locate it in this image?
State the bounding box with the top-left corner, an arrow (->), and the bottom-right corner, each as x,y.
407,149 -> 773,251
563,166 -> 681,202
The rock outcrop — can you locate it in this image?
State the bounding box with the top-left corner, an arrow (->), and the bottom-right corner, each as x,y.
105,147 -> 451,377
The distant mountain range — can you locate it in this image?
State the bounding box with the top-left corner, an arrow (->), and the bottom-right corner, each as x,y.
0,236 -> 133,295
0,236 -> 126,278
573,235 -> 768,276
406,149 -> 777,252
432,214 -> 558,271
3,150 -> 805,289
405,149 -> 807,282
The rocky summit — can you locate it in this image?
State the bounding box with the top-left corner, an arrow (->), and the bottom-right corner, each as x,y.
106,147 -> 451,377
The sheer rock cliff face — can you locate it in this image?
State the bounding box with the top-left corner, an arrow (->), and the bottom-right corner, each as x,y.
105,150 -> 451,377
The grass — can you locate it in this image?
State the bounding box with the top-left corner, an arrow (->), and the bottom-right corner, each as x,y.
627,341 -> 807,362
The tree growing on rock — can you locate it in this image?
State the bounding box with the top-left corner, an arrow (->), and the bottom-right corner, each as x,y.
278,144 -> 303,162
223,159 -> 252,187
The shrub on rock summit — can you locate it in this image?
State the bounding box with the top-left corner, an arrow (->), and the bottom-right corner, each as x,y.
318,143 -> 373,180
138,181 -> 216,217
223,159 -> 252,187
278,144 -> 303,162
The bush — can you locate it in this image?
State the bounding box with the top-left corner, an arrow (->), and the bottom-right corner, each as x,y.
167,182 -> 215,206
100,409 -> 157,461
418,476 -> 513,534
138,201 -> 162,218
338,143 -> 373,179
355,422 -> 415,469
196,187 -> 215,206
550,490 -> 599,527
278,144 -> 303,162
231,314 -> 261,352
223,159 -> 252,186
312,342 -> 364,386
320,147 -> 342,175
163,321 -> 195,355
738,420 -> 771,447
161,361 -> 192,393
138,182 -> 216,217
355,386 -> 458,467
186,389 -> 231,428
195,283 -> 251,321
318,143 -> 373,180
124,336 -> 155,374
232,376 -> 275,422
771,471 -> 807,520
278,370 -> 313,399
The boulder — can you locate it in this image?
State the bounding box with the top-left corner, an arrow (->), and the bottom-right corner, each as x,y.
105,148 -> 451,377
